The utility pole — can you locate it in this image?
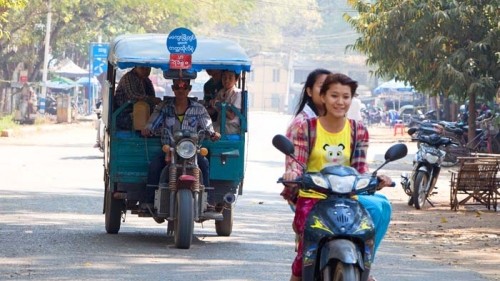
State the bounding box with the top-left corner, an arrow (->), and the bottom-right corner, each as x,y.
39,0 -> 52,114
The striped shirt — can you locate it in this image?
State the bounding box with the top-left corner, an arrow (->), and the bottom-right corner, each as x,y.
145,98 -> 215,146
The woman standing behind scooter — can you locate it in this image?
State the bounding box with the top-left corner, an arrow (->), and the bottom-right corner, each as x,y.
282,73 -> 393,281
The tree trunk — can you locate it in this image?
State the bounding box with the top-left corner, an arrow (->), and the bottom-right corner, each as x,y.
450,101 -> 458,122
0,87 -> 5,115
468,93 -> 476,147
5,88 -> 12,114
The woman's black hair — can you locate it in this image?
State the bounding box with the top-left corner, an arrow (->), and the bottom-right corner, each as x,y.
320,73 -> 358,97
294,68 -> 332,116
222,69 -> 240,80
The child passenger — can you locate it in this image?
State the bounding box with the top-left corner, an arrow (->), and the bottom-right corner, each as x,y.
210,70 -> 241,134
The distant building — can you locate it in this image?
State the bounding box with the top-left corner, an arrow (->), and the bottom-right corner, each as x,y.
246,52 -> 376,113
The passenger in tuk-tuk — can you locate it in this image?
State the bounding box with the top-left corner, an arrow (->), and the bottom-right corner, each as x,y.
209,70 -> 242,134
141,78 -> 220,205
114,66 -> 160,130
203,69 -> 223,121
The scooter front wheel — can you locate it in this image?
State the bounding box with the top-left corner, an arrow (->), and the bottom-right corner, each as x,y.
321,262 -> 360,281
412,172 -> 429,210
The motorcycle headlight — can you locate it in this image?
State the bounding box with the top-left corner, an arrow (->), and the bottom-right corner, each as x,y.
424,153 -> 439,164
310,174 -> 329,189
176,140 -> 196,159
327,175 -> 356,194
355,178 -> 370,190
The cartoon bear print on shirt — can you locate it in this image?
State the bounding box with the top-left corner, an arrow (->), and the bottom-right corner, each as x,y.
322,143 -> 346,167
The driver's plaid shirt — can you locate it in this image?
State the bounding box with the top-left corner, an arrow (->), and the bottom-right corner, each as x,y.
145,98 -> 215,146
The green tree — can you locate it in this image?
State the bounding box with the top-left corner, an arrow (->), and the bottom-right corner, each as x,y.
210,0 -> 322,55
0,0 -> 253,92
345,0 -> 500,141
0,0 -> 27,39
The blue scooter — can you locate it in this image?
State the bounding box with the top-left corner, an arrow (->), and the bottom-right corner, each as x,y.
273,135 -> 407,280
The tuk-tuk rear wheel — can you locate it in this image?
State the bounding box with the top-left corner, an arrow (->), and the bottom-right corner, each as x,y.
105,191 -> 123,234
215,206 -> 233,236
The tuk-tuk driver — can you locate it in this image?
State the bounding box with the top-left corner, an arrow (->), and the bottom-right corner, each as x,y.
141,79 -> 220,206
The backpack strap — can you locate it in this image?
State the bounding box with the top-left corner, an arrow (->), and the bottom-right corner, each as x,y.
350,119 -> 357,162
307,118 -> 317,155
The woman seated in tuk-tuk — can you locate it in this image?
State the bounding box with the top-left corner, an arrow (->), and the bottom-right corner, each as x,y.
209,70 -> 242,134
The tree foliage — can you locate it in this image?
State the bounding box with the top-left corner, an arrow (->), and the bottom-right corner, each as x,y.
0,0 -> 253,83
0,0 -> 27,39
345,0 -> 499,101
214,0 -> 323,55
345,0 -> 499,141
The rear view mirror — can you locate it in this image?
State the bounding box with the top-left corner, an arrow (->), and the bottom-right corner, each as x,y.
384,143 -> 408,162
407,127 -> 417,135
272,134 -> 294,156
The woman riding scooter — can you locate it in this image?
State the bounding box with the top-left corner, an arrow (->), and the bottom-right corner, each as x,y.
282,73 -> 393,281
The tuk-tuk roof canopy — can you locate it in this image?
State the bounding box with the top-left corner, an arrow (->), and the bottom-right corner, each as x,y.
108,33 -> 252,73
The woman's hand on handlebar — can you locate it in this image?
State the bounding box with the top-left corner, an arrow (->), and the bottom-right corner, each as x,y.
377,174 -> 393,189
283,171 -> 300,182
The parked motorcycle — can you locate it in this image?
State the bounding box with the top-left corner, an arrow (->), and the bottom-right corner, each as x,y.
94,99 -> 104,152
400,127 -> 456,209
361,107 -> 382,126
273,134 -> 408,281
44,95 -> 57,115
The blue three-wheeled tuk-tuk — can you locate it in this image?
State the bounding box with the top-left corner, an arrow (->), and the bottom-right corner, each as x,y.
101,33 -> 251,249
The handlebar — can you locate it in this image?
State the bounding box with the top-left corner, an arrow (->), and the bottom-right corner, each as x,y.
277,177 -> 302,185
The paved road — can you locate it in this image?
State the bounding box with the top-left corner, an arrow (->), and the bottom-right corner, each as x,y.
0,112 -> 490,280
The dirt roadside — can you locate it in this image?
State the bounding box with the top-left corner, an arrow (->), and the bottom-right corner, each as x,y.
370,124 -> 500,281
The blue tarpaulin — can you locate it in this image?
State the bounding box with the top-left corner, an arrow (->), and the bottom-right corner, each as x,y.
373,79 -> 414,96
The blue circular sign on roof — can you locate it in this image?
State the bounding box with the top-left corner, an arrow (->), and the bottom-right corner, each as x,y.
166,27 -> 197,54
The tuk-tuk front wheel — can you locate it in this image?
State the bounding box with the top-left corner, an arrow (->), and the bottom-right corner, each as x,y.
215,206 -> 233,236
174,189 -> 194,249
105,191 -> 123,234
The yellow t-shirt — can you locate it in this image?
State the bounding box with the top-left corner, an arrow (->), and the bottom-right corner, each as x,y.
299,119 -> 351,199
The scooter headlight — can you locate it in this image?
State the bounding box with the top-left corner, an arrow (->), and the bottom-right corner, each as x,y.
310,174 -> 329,189
355,178 -> 370,190
176,140 -> 196,159
327,175 -> 356,193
